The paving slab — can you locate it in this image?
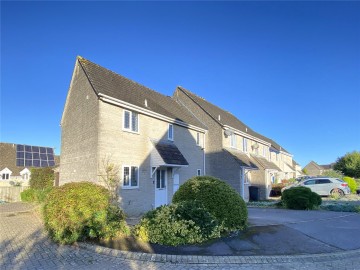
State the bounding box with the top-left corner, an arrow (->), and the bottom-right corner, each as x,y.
1,202 -> 360,270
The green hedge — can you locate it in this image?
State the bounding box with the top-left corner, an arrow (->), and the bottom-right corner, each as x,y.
281,186 -> 322,210
134,200 -> 221,246
172,176 -> 247,232
20,187 -> 52,203
343,177 -> 357,194
30,167 -> 54,190
43,182 -> 128,244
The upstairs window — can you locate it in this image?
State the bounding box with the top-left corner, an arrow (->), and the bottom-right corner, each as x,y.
2,173 -> 9,180
196,132 -> 200,146
230,133 -> 237,148
243,138 -> 248,152
123,110 -> 138,132
168,124 -> 174,141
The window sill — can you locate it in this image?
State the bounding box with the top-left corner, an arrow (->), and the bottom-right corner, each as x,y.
122,129 -> 140,135
122,186 -> 139,190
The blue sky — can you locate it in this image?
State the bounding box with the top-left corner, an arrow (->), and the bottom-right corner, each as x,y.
1,1 -> 359,167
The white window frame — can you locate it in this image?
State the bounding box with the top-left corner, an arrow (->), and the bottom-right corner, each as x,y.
123,110 -> 139,133
230,133 -> 237,148
0,168 -> 12,180
243,138 -> 248,152
197,169 -> 202,176
122,165 -> 139,189
168,124 -> 174,141
196,132 -> 200,146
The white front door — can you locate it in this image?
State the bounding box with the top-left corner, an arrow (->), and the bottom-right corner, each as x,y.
155,169 -> 167,208
173,173 -> 179,194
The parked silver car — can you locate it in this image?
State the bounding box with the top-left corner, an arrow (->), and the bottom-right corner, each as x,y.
282,177 -> 350,196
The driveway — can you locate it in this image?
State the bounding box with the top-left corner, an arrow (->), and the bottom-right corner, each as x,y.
1,202 -> 360,270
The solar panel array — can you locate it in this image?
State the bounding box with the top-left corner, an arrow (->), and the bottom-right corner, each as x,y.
16,144 -> 55,167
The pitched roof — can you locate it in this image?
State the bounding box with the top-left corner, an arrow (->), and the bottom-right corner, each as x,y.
176,86 -> 290,154
319,163 -> 334,170
224,148 -> 258,169
251,154 -> 281,171
77,57 -> 206,130
0,142 -> 59,176
304,161 -> 323,171
153,141 -> 189,166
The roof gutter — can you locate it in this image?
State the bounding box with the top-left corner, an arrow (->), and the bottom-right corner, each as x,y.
98,93 -> 207,133
223,125 -> 271,146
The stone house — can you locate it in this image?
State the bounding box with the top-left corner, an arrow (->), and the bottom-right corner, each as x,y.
0,142 -> 58,186
173,87 -> 297,200
60,57 -> 206,216
303,161 -> 333,176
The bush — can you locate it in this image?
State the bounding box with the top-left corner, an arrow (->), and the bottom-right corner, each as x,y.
30,168 -> 54,190
20,187 -> 52,203
281,186 -> 322,210
343,176 -> 357,194
43,182 -> 128,244
321,169 -> 344,179
134,200 -> 221,246
172,176 -> 247,232
20,188 -> 36,202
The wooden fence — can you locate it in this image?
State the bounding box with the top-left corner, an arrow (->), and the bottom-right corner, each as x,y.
0,186 -> 29,202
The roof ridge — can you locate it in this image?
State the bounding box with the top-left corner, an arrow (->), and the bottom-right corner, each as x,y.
178,86 -> 236,116
78,56 -> 168,99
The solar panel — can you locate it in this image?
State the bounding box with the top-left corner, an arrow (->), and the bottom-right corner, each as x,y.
16,144 -> 56,168
16,159 -> 24,166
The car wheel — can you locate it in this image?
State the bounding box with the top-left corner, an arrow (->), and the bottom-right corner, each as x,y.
331,188 -> 344,197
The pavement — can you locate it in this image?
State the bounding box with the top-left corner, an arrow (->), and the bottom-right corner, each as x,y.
1,202 -> 360,270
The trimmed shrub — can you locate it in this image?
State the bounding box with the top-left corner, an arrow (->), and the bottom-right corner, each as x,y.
30,168 -> 54,190
343,176 -> 357,194
43,182 -> 128,244
281,186 -> 322,210
172,176 -> 248,231
134,200 -> 221,246
20,187 -> 52,203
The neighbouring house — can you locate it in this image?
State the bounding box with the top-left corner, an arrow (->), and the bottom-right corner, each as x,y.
292,160 -> 303,178
173,87 -> 297,200
60,57 -> 207,216
303,161 -> 334,176
0,142 -> 59,186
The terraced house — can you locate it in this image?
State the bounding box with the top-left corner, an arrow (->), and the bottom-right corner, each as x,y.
174,87 -> 299,200
60,57 -> 206,216
60,56 -> 301,215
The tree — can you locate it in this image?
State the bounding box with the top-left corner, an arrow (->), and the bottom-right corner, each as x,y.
333,151 -> 360,179
98,155 -> 120,204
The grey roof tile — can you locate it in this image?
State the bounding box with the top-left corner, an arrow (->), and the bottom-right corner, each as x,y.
154,141 -> 189,166
250,154 -> 281,171
176,87 -> 289,153
224,148 -> 258,169
78,57 -> 206,130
